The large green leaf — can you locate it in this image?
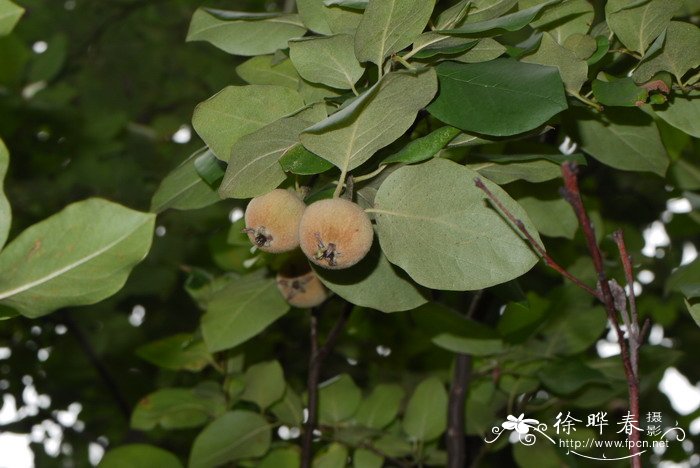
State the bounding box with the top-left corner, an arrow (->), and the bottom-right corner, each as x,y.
136,334 -> 214,372
187,8 -> 306,56
372,159 -> 540,291
319,374 -> 362,424
150,148 -> 220,213
0,0 -> 23,36
354,384 -> 404,429
568,107 -> 668,176
463,0 -> 517,24
271,385 -> 304,426
605,0 -> 680,54
0,138 -> 10,250
0,199 -> 154,318
452,38 -> 507,63
219,116 -> 310,199
290,35 -> 364,89
297,0 -> 363,35
526,0 -> 594,43
653,91 -> 700,138
236,55 -> 300,88
402,377 -> 448,442
131,386 -> 226,430
383,126 -> 460,165
301,68 -> 437,172
313,443 -> 348,468
633,21 -> 700,83
666,259 -> 700,299
201,274 -> 289,352
439,0 -> 559,36
192,85 -> 305,161
537,359 -> 607,395
354,0 -> 436,67
428,60 -> 567,136
591,77 -> 648,107
99,444 -> 182,468
189,410 -> 272,468
522,32 -> 588,93
240,360 -> 286,410
431,322 -> 504,356
314,242 -> 428,313
259,447 -> 301,468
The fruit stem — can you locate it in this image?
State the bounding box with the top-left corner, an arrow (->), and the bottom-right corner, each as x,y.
333,165 -> 349,198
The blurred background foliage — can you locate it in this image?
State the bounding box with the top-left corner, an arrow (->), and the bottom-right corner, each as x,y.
0,0 -> 698,467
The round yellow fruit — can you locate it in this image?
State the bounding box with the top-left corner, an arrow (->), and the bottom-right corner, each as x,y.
276,263 -> 329,308
244,189 -> 306,253
299,198 -> 373,269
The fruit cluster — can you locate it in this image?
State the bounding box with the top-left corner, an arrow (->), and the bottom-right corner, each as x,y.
243,189 -> 373,308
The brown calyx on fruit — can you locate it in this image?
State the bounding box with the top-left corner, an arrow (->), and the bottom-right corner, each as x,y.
299,198 -> 373,270
276,261 -> 329,308
243,189 -> 306,253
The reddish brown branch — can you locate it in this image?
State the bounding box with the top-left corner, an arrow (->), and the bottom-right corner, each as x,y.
613,230 -> 641,373
474,178 -> 599,299
560,163 -> 641,468
301,303 -> 353,468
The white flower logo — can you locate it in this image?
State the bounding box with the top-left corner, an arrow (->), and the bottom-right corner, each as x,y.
502,414 -> 540,434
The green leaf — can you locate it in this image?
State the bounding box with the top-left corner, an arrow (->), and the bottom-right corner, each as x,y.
325,0 -> 368,9
605,0 -> 680,54
410,34 -> 478,59
517,196 -> 578,239
586,35 -> 610,65
189,410 -> 272,468
28,34 -> 67,82
236,55 -> 300,88
271,385 -> 304,426
201,274 -> 289,352
452,38 -> 507,63
497,299 -> 548,343
653,90 -> 700,138
131,386 -> 226,430
99,444 -> 182,468
592,77 -> 648,107
279,145 -> 335,175
259,447 -> 301,468
354,0 -> 436,67
634,21 -> 700,84
383,126 -> 460,165
353,448 -> 383,468
136,334 -> 214,372
439,0 -> 560,36
290,35 -> 364,89
567,107 -> 668,175
435,0 -> 471,30
373,434 -> 412,457
297,0 -> 363,35
432,320 -> 504,356
522,32 -> 588,93
402,377 -> 448,442
0,199 -> 155,318
666,259 -> 700,298
194,150 -> 226,187
314,242 -> 428,313
150,148 -> 220,213
354,384 -> 404,429
219,116 -> 310,199
313,443 -> 348,468
319,374 -> 362,424
0,0 -> 23,36
538,359 -> 608,395
372,159 -> 540,291
301,68 -> 437,172
684,299 -> 700,328
186,8 -> 306,56
527,0 -> 594,44
0,138 -> 10,250
564,34 -> 598,60
428,59 -> 567,136
464,0 -> 517,24
467,153 -> 584,184
192,85 -> 305,161
240,360 -> 286,410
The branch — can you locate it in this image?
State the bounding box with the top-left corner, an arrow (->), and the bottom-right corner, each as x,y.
474,178 -> 600,299
301,303 -> 354,468
62,315 -> 132,421
446,291 -> 482,467
613,230 -> 641,375
560,163 -> 641,468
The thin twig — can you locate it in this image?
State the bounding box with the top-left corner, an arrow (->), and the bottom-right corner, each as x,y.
613,230 -> 641,377
62,315 -> 132,421
560,163 -> 641,468
301,303 -> 354,467
474,178 -> 600,299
